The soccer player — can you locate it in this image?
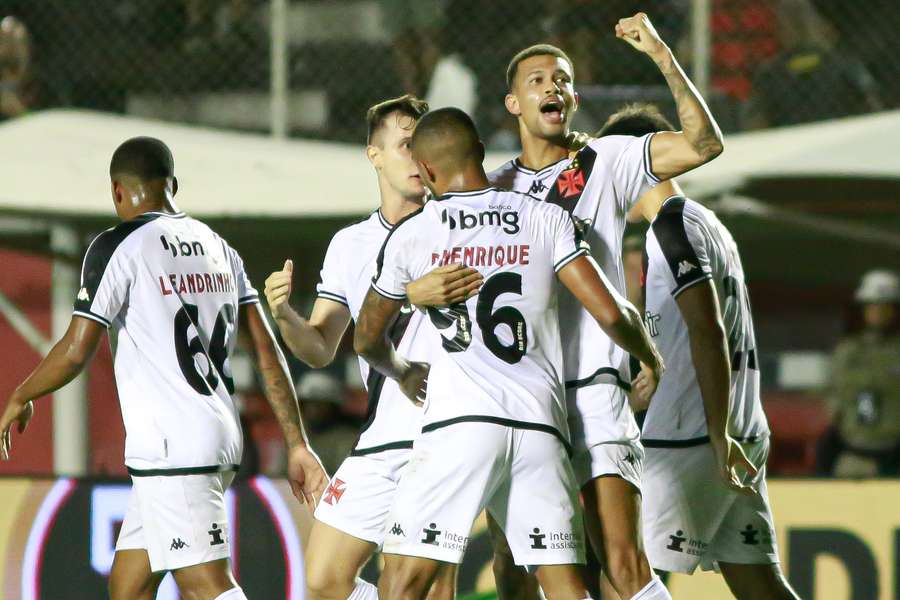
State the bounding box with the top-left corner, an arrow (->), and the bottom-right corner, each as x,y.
598,104 -> 801,599
355,107 -> 663,600
263,96 -> 471,600
427,13 -> 724,600
0,137 -> 327,600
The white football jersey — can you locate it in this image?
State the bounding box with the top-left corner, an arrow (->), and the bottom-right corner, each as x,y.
488,134 -> 657,441
316,209 -> 436,455
73,211 -> 256,474
642,196 -> 770,443
372,187 -> 588,448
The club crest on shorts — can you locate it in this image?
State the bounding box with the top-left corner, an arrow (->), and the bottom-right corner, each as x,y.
323,478 -> 346,505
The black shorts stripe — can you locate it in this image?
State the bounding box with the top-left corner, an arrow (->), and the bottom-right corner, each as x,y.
127,463 -> 240,477
642,434 -> 760,448
350,440 -> 414,456
421,415 -> 572,456
565,367 -> 631,392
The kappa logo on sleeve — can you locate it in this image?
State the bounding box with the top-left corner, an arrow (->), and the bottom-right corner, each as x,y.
677,260 -> 697,277
77,287 -> 90,302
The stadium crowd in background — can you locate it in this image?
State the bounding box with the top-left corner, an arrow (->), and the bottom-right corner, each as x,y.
0,0 -> 898,140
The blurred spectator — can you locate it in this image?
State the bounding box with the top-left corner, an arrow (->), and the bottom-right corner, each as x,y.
297,371 -> 359,476
743,0 -> 881,129
0,16 -> 34,120
816,270 -> 900,477
381,0 -> 445,96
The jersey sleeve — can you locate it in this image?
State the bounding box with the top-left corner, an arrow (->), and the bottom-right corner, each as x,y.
371,223 -> 413,301
650,200 -> 712,298
230,247 -> 259,305
315,234 -> 350,307
549,206 -> 591,272
588,134 -> 659,210
73,231 -> 132,327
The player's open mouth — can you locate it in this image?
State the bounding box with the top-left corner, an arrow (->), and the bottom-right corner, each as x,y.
539,96 -> 565,124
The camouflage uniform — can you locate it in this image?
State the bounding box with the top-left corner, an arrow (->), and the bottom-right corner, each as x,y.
824,332 -> 900,475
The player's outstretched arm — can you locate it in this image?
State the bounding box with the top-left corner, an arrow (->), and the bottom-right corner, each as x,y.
558,255 -> 664,396
0,316 -> 104,460
354,287 -> 429,405
616,13 -> 724,180
406,264 -> 483,309
264,259 -> 352,368
676,281 -> 759,494
241,302 -> 328,505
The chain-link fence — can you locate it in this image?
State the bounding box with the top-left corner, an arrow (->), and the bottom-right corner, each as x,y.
1,0 -> 897,145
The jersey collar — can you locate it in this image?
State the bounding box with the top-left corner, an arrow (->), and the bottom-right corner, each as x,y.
512,156 -> 568,177
437,186 -> 499,201
376,209 -> 393,230
144,210 -> 187,219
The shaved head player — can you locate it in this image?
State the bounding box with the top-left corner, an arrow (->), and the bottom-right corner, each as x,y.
0,137 -> 326,600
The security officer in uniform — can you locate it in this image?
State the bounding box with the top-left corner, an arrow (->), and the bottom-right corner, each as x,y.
817,270 -> 900,476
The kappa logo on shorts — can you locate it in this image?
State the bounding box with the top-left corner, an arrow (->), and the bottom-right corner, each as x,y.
740,524 -> 759,545
170,538 -> 190,551
209,523 -> 225,546
421,523 -> 442,545
667,530 -> 686,552
389,523 -> 405,536
529,528 -> 547,549
622,452 -> 638,466
323,478 -> 346,505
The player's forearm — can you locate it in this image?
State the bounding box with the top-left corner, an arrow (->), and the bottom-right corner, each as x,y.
353,333 -> 411,382
11,337 -> 93,406
257,352 -> 309,449
275,308 -> 335,369
605,301 -> 660,369
654,48 -> 723,166
687,322 -> 731,442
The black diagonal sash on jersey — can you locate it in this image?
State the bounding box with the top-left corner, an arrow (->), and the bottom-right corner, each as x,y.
542,145 -> 598,216
351,307 -> 415,455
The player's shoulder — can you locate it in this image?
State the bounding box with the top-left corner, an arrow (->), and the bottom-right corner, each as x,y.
84,211 -> 169,263
649,196 -> 705,249
486,159 -> 518,187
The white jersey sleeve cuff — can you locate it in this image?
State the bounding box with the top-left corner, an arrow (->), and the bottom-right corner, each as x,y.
371,281 -> 407,301
671,273 -> 713,299
73,309 -> 111,328
554,249 -> 589,273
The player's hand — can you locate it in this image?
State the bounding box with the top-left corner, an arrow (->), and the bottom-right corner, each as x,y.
615,13 -> 670,61
628,358 -> 662,411
264,259 -> 295,320
406,264 -> 482,308
713,436 -> 760,495
285,444 -> 328,508
399,361 -> 430,407
0,398 -> 34,461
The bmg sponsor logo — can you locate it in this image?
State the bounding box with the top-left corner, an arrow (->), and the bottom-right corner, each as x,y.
442,208 -> 520,235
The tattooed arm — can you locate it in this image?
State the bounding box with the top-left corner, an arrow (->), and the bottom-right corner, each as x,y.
241,302 -> 327,505
354,287 -> 429,405
616,13 -> 724,180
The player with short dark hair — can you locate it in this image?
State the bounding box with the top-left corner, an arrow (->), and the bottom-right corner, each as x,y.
356,107 -> 662,600
264,96 -> 466,600
0,137 -> 327,600
408,13 -> 725,600
600,104 -> 801,600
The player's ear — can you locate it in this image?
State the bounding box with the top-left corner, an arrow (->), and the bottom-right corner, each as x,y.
418,160 -> 435,184
111,180 -> 121,205
171,176 -> 179,197
477,141 -> 485,163
366,144 -> 381,169
504,93 -> 521,117
573,91 -> 581,112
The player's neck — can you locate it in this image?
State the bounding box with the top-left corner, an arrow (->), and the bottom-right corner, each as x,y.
379,188 -> 424,225
517,130 -> 569,171
132,198 -> 180,219
441,165 -> 491,196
